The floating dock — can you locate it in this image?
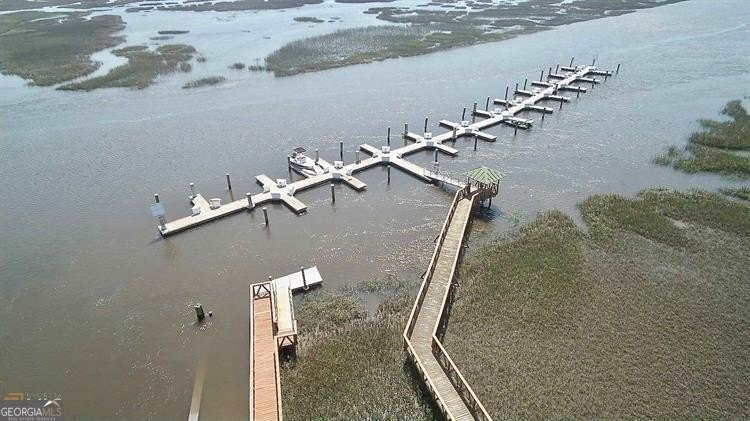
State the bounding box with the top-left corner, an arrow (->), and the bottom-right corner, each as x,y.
153,62 -> 615,240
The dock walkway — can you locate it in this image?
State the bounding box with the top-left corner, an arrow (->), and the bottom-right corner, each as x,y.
249,284 -> 282,421
403,188 -> 491,420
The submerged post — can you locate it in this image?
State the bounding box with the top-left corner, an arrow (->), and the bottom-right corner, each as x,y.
301,266 -> 308,290
592,57 -> 596,66
555,63 -> 559,73
514,126 -> 518,136
330,183 -> 335,203
577,90 -> 580,98
548,67 -> 552,78
154,194 -> 160,203
541,112 -> 545,122
559,100 -> 563,110
262,207 -> 268,226
616,63 -> 621,74
570,56 -> 575,66
246,192 -> 253,209
515,82 -> 519,93
195,304 -> 205,321
473,135 -> 478,151
387,127 -> 391,146
225,173 -> 232,190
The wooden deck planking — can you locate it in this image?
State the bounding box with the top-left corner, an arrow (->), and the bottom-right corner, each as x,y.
251,297 -> 281,421
409,198 -> 474,420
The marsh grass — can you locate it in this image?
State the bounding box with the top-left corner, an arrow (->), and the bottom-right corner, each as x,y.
59,44 -> 195,90
263,0 -> 684,77
445,191 -> 750,418
721,186 -> 750,201
182,76 -> 225,89
0,12 -> 125,85
281,281 -> 433,420
656,100 -> 750,177
229,62 -> 245,70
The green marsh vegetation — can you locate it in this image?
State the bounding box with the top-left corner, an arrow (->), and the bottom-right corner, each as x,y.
293,16 -> 324,24
229,62 -> 245,70
721,186 -> 750,201
0,11 -> 125,85
263,0 -> 686,76
445,190 -> 750,418
280,280 -> 433,420
59,44 -> 196,90
182,76 -> 225,89
655,100 -> 750,177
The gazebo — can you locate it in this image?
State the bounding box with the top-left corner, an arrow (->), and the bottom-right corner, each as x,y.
466,166 -> 504,206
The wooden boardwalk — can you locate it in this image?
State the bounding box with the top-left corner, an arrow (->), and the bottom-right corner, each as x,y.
250,287 -> 282,421
404,188 -> 492,421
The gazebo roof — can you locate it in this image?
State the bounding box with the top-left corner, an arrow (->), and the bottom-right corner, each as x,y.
467,166 -> 504,184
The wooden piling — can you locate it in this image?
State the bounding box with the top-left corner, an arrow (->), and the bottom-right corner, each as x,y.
452,127 -> 457,140
462,107 -> 466,120
616,63 -> 621,74
473,135 -> 477,151
424,116 -> 428,133
355,150 -> 360,164
387,127 -> 391,146
225,173 -> 232,190
330,183 -> 335,203
262,207 -> 268,226
301,266 -> 308,290
514,126 -> 518,136
523,78 -> 527,90
485,96 -> 490,110
189,183 -> 195,198
339,141 -> 343,161
315,149 -> 319,163
539,70 -> 544,81
569,56 -> 574,66
555,64 -> 559,73
246,192 -> 252,208
404,123 -> 408,136
387,165 -> 391,184
154,194 -> 160,203
504,86 -> 508,100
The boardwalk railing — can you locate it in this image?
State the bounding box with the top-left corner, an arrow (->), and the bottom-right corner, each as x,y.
403,186 -> 492,420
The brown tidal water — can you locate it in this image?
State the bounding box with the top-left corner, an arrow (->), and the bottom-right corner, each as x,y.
1,0 -> 749,418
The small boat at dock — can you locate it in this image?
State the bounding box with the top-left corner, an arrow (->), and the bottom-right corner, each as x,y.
288,147 -> 326,177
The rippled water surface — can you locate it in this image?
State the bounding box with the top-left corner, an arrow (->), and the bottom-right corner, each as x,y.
1,0 -> 749,418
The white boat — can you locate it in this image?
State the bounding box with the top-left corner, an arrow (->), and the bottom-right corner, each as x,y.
288,147 -> 325,178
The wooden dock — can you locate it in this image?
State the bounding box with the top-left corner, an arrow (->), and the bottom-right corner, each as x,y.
403,187 -> 492,421
249,284 -> 282,421
248,268 -> 322,421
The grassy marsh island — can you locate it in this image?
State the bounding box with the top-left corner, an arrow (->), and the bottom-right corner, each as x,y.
444,190 -> 750,418
0,12 -> 125,85
182,76 -> 225,89
280,282 -> 433,420
262,0 -> 687,76
656,100 -> 750,177
158,30 -> 189,35
59,44 -> 196,90
293,16 -> 324,23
